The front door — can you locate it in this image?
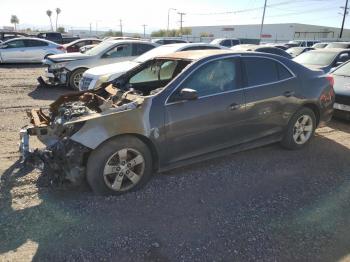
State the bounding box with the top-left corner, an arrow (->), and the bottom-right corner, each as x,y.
164,57 -> 247,164
1,39 -> 26,62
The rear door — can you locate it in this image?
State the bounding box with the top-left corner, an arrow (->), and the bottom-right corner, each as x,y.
132,43 -> 156,57
242,56 -> 299,141
164,56 -> 247,163
0,39 -> 26,62
23,39 -> 49,61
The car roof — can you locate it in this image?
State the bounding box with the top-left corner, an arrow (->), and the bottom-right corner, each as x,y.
3,37 -> 57,44
156,49 -> 294,61
308,48 -> 350,53
158,42 -> 221,48
105,39 -> 156,45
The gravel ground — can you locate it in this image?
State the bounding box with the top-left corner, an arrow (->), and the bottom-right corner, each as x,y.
0,65 -> 350,262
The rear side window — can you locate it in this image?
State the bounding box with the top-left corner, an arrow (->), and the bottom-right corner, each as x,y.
243,57 -> 278,86
133,43 -> 155,56
25,40 -> 48,47
276,63 -> 293,80
221,40 -> 231,47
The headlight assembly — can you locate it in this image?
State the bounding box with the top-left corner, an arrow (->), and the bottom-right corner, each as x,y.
51,62 -> 68,70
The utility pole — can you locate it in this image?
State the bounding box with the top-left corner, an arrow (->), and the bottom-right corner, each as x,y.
89,23 -> 92,37
119,19 -> 123,36
167,8 -> 177,36
142,24 -> 147,38
259,0 -> 268,42
340,0 -> 349,38
178,12 -> 185,36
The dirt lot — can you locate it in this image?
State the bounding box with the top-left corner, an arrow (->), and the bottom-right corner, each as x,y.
0,65 -> 350,262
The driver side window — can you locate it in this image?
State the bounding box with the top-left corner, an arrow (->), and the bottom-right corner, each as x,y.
6,40 -> 25,48
176,58 -> 239,98
103,44 -> 132,58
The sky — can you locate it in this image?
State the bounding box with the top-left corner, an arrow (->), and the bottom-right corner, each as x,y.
0,0 -> 348,33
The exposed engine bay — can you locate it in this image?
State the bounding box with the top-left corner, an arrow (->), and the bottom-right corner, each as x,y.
20,83 -> 164,185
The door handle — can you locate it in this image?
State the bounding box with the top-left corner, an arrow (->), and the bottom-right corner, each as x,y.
229,103 -> 241,111
283,91 -> 295,97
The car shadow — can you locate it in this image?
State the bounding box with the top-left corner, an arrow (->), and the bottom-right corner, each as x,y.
0,133 -> 350,261
28,85 -> 71,101
328,118 -> 350,133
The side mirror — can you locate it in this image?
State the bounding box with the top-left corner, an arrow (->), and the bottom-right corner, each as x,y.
336,61 -> 344,66
180,88 -> 198,101
0,44 -> 8,49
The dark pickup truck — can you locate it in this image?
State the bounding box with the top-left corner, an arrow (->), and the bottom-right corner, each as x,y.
37,32 -> 80,44
0,31 -> 29,42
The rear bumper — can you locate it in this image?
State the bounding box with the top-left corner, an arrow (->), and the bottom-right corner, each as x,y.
333,109 -> 350,121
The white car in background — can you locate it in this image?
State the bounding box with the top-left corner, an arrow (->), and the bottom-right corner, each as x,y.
79,43 -> 226,91
0,37 -> 65,63
42,39 -> 158,90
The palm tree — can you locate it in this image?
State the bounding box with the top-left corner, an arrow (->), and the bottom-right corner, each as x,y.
55,8 -> 61,31
10,15 -> 19,31
46,10 -> 53,31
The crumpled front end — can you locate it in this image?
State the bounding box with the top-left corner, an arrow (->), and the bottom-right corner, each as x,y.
19,85 -> 143,185
39,58 -> 71,87
19,108 -> 91,184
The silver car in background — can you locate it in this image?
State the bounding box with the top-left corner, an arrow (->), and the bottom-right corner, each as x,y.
0,37 -> 65,63
80,43 -> 226,90
42,39 -> 158,89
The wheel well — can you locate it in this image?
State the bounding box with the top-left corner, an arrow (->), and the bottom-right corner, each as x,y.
302,103 -> 320,126
100,133 -> 160,172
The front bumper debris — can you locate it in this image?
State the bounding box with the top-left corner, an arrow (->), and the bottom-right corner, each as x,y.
19,108 -> 91,185
38,67 -> 69,87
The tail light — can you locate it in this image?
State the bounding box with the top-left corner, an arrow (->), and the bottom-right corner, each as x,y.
320,75 -> 335,103
57,45 -> 66,52
326,75 -> 334,87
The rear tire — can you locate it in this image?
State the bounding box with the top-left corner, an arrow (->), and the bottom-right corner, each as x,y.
86,136 -> 153,195
69,68 -> 86,90
281,107 -> 316,150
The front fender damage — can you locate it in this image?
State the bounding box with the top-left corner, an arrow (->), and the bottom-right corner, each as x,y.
19,84 -> 145,186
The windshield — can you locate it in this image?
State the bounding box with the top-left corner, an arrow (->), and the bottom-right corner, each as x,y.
326,43 -> 350,49
294,52 -> 336,66
210,39 -> 221,45
85,41 -> 114,55
117,58 -> 191,96
134,46 -> 178,63
333,61 -> 350,76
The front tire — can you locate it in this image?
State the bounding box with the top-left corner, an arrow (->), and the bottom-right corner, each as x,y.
69,68 -> 86,90
86,136 -> 153,195
281,107 -> 316,150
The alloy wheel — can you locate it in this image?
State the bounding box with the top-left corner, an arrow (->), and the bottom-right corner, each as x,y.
103,148 -> 145,192
292,114 -> 313,145
73,72 -> 83,89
